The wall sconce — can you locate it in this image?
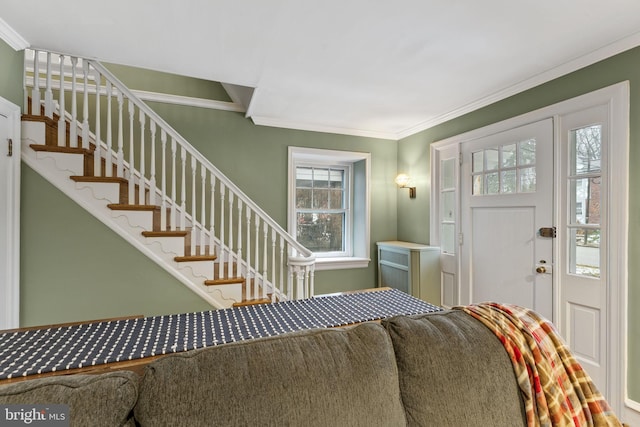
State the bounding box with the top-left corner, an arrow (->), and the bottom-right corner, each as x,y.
395,173 -> 416,198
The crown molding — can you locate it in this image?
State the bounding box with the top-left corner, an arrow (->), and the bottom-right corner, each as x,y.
397,30 -> 640,140
0,17 -> 28,50
251,115 -> 398,140
131,89 -> 245,113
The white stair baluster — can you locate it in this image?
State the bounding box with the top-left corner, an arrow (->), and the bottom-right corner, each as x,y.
262,226 -> 268,299
190,156 -> 197,256
138,111 -> 146,204
149,121 -> 157,206
170,137 -> 177,230
128,100 -> 135,204
219,184 -> 226,279
209,173 -> 216,255
245,208 -> 252,299
69,56 -> 78,148
236,199 -> 243,275
105,81 -> 113,177
279,236 -> 285,298
44,52 -> 53,118
180,146 -> 186,230
116,91 -> 124,177
81,60 -> 89,149
57,55 -> 66,147
93,68 -> 101,176
160,130 -> 167,231
254,218 -> 260,300
227,192 -> 235,278
31,50 -> 40,115
200,165 -> 207,255
271,228 -> 276,302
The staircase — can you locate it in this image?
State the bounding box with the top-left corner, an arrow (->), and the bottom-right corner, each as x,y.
21,49 -> 315,309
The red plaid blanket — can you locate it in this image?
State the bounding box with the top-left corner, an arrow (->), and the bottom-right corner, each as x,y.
456,303 -> 622,427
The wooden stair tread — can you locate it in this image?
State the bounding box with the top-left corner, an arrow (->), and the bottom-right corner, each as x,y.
108,204 -> 158,211
174,254 -> 217,262
71,176 -> 128,184
232,297 -> 273,307
142,230 -> 189,237
30,144 -> 91,155
204,277 -> 245,286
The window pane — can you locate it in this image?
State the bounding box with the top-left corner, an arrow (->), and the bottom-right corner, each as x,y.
296,213 -> 344,252
519,167 -> 536,192
569,227 -> 600,278
472,152 -> 484,173
486,172 -> 499,194
313,189 -> 329,209
296,167 -> 313,187
442,158 -> 456,189
441,190 -> 455,221
571,125 -> 602,175
329,189 -> 344,208
329,169 -> 344,188
296,188 -> 312,208
519,139 -> 536,165
485,148 -> 499,171
313,169 -> 329,188
501,144 -> 517,168
501,170 -> 516,193
472,174 -> 483,195
571,177 -> 601,225
441,223 -> 456,255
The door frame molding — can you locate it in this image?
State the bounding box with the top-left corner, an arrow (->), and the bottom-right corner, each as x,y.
430,82 -> 629,417
0,96 -> 21,329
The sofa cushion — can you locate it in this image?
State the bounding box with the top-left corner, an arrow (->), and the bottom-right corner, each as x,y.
382,310 -> 526,427
135,322 -> 406,426
0,371 -> 139,427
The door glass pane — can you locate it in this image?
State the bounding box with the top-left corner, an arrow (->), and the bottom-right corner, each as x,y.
441,223 -> 456,254
472,152 -> 484,173
501,144 -> 517,167
569,227 -> 600,278
441,190 -> 455,220
442,158 -> 456,189
519,167 -> 536,192
501,170 -> 516,193
485,148 -> 499,171
472,174 -> 483,195
486,172 -> 499,194
571,177 -> 601,225
571,125 -> 602,175
519,139 -> 536,165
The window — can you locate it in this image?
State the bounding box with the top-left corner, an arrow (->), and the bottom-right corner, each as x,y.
288,147 -> 370,270
471,139 -> 537,195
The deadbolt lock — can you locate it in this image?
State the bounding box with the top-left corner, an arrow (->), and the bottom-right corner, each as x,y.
539,227 -> 556,238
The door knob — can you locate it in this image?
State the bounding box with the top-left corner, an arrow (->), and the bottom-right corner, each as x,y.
536,266 -> 547,274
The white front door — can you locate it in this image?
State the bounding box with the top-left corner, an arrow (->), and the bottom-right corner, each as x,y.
460,118 -> 554,320
0,98 -> 21,330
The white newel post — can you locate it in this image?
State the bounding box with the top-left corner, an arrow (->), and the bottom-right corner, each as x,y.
105,81 -> 113,177
32,50 -> 41,115
116,91 -> 124,177
227,192 -> 234,278
219,184 -> 226,279
160,130 -> 167,231
209,172 -> 216,253
93,68 -> 102,176
170,137 -> 177,230
191,156 -> 197,256
180,146 -> 186,230
149,121 -> 157,206
138,111 -> 146,205
128,100 -> 135,204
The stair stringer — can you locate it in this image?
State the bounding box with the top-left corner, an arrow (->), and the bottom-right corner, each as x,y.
21,121 -> 243,309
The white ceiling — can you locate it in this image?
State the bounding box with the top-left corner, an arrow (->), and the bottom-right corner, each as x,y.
2,1 -> 640,140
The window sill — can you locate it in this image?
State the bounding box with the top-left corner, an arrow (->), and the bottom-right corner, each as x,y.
314,257 -> 370,271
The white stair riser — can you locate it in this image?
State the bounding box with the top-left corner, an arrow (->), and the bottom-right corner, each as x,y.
74,182 -> 121,204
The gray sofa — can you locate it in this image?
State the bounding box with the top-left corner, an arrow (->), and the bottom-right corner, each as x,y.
0,310 -> 527,426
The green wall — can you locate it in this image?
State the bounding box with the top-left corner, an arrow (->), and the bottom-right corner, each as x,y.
0,41 -> 398,326
397,45 -> 640,401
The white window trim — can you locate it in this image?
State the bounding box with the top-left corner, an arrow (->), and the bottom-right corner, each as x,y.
288,146 -> 371,270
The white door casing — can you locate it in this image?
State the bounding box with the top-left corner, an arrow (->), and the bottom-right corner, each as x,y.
460,118 -> 554,320
0,96 -> 21,330
430,82 -> 629,416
